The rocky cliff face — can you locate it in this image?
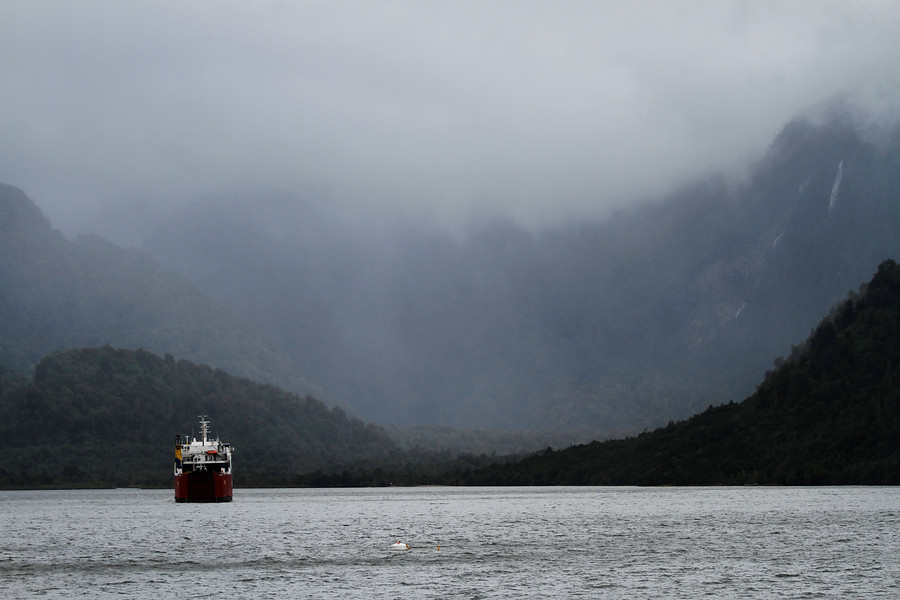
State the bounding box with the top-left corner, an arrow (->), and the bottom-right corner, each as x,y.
688,109 -> 900,372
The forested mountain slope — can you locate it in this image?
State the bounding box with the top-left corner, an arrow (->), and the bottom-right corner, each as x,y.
451,260 -> 900,485
0,183 -> 316,397
0,346 -> 398,487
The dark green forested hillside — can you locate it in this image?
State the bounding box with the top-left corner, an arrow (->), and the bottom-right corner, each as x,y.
0,347 -> 399,488
441,260 -> 900,486
0,183 -> 317,398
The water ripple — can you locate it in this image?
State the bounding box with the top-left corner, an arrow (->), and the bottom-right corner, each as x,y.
1,487 -> 898,599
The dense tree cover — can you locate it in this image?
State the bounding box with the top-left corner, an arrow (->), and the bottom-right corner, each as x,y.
432,260 -> 900,486
0,346 -> 399,488
0,183 -> 316,397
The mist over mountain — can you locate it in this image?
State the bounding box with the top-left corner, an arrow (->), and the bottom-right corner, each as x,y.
452,259 -> 900,486
6,3 -> 900,249
0,183 -> 317,398
142,104 -> 900,435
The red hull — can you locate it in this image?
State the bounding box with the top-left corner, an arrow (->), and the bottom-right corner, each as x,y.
175,471 -> 233,503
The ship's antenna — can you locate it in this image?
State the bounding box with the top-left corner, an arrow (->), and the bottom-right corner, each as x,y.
199,414 -> 210,444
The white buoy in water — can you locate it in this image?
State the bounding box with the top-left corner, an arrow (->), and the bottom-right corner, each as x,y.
390,541 -> 410,550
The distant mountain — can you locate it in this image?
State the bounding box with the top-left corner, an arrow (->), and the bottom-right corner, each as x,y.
448,259 -> 900,486
0,183 -> 317,397
142,103 -> 900,436
0,346 -> 398,487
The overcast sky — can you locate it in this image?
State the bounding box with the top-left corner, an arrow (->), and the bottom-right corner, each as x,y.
2,1 -> 899,246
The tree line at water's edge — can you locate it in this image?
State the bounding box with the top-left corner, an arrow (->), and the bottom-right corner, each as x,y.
0,346 -> 402,488
247,259 -> 900,487
2,260 -> 899,488
429,259 -> 900,486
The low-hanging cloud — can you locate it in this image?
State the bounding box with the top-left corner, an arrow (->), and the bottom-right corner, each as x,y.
2,0 -> 899,245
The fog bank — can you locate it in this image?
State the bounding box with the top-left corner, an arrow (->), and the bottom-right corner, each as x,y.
2,1 -> 899,245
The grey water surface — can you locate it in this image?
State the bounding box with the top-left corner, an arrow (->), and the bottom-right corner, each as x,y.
1,486 -> 897,599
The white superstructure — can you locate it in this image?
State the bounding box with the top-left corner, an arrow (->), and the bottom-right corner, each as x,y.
175,415 -> 233,476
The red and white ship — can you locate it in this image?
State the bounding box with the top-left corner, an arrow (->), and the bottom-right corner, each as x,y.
174,415 -> 233,502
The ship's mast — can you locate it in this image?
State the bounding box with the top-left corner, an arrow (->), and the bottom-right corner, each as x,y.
198,415 -> 210,444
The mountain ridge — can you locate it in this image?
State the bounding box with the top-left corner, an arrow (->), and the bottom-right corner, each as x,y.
4,103 -> 900,438
0,183 -> 319,400
142,105 -> 900,435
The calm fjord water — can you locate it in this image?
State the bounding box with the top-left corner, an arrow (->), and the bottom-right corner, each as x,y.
1,486 -> 898,599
